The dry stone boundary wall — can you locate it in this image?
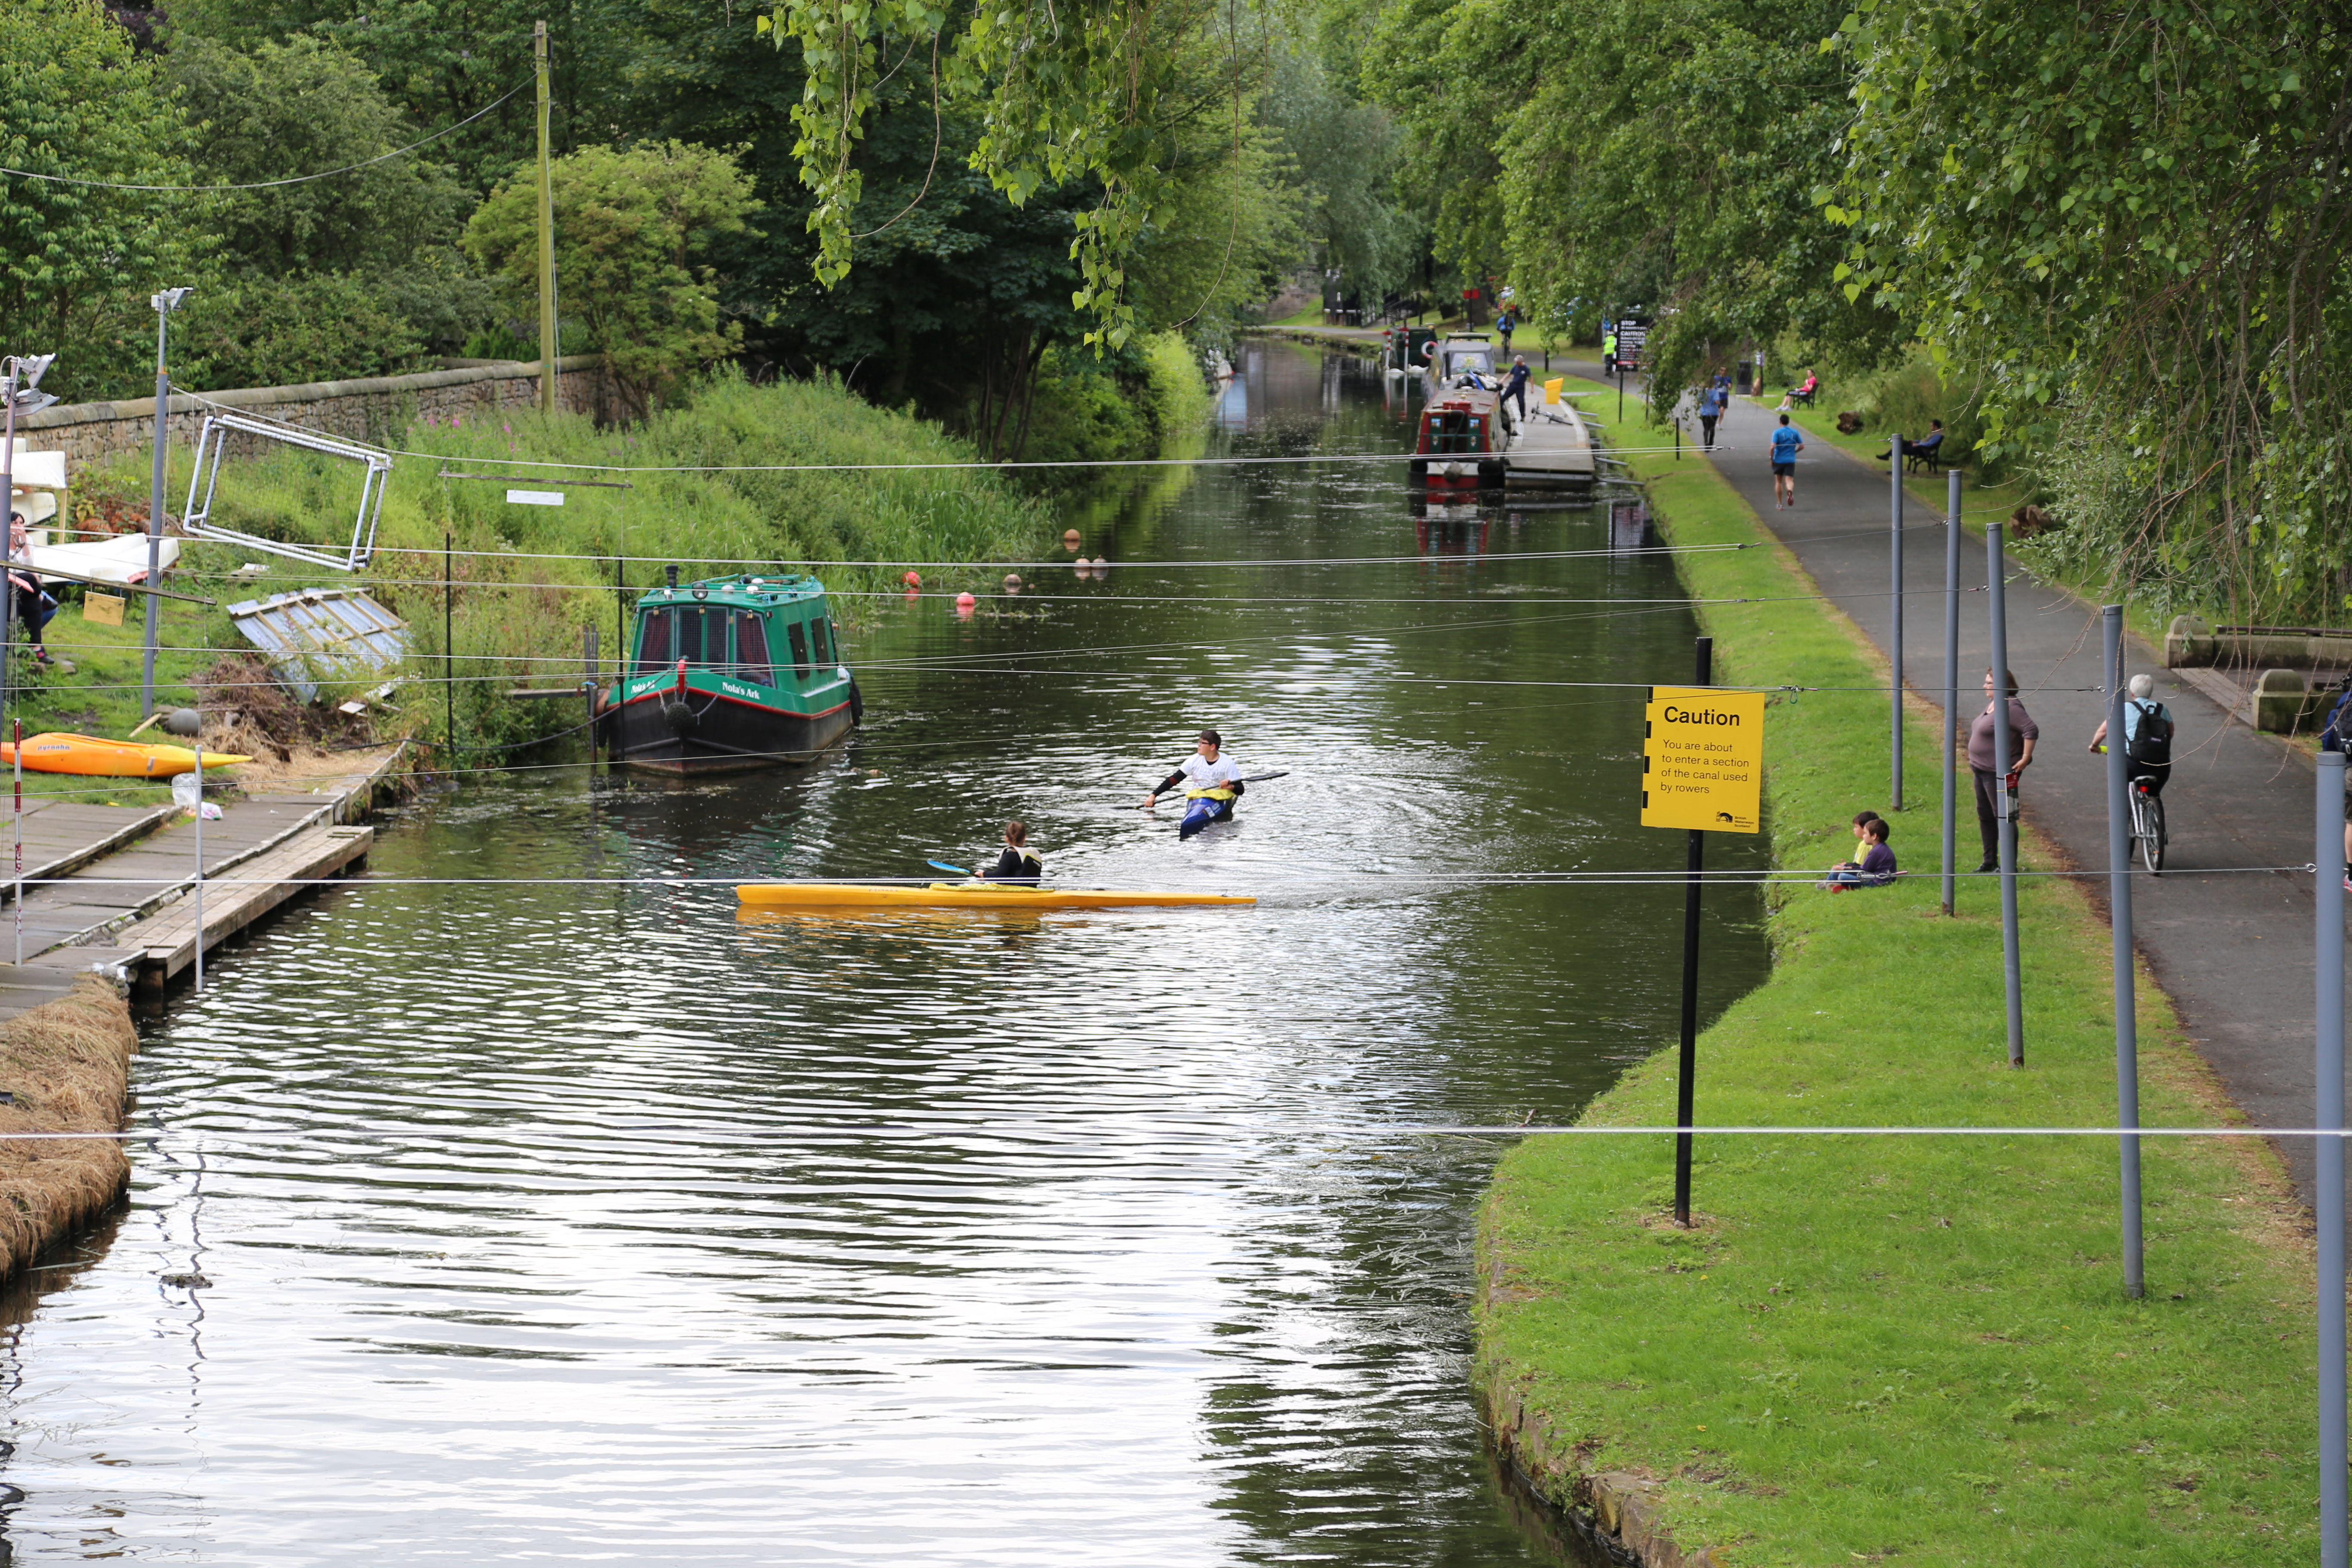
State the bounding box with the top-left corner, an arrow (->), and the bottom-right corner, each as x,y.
20,356 -> 612,479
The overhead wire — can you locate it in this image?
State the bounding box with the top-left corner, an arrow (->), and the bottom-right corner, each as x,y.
0,1122 -> 2323,1146
0,80 -> 532,192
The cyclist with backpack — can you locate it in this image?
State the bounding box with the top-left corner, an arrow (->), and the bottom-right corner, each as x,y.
2087,673 -> 2174,795
2091,673 -> 2177,871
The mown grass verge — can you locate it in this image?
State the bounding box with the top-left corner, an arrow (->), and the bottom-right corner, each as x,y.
1476,380 -> 2321,1563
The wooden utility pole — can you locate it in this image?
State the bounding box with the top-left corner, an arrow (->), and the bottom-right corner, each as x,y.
535,20 -> 556,413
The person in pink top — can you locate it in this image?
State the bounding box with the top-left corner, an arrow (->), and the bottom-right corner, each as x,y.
1967,668 -> 2039,872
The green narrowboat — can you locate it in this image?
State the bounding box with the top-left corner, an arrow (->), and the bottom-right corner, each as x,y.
598,569 -> 861,773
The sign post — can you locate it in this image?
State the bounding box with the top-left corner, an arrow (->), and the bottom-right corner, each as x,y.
1643,643 -> 1765,1226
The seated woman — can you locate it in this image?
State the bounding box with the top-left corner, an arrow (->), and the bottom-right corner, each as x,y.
976,820 -> 1043,885
1819,818 -> 1896,890
1788,371 -> 1821,405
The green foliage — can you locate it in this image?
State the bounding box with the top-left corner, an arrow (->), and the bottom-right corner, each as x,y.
0,0 -> 207,404
180,271 -> 430,390
1481,382 -> 2321,1562
1014,330 -> 1209,472
1270,7 -> 1411,310
758,0 -> 1277,351
1136,328 -> 1212,439
166,33 -> 469,274
1835,0 -> 2352,619
1264,40 -> 1418,311
68,371 -> 1050,750
464,142 -> 757,419
163,0 -> 641,192
1363,0 -> 1901,401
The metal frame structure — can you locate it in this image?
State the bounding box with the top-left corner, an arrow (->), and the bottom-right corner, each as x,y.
181,412 -> 393,571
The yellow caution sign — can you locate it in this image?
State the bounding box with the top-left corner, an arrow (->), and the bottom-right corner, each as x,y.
1642,686 -> 1764,832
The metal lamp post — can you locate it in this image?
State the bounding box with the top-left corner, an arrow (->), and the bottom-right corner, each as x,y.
144,287 -> 194,719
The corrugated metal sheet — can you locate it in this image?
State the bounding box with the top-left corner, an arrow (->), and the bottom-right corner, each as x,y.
227,588 -> 408,703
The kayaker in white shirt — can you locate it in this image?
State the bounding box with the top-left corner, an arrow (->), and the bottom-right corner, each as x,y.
1143,729 -> 1246,836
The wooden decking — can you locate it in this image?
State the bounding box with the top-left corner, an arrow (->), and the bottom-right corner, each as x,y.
114,821 -> 373,983
0,745 -> 405,1007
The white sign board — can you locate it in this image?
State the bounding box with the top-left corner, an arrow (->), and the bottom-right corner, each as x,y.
505,490 -> 566,507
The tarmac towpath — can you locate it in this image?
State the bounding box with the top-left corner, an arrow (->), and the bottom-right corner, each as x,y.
1573,361 -> 2343,1209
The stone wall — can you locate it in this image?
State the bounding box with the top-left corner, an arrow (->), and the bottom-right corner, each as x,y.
18,355 -> 613,480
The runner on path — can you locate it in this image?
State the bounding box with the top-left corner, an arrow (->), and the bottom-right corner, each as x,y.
1769,414 -> 1803,509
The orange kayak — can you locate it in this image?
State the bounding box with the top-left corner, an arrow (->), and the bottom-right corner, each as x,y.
0,734 -> 250,777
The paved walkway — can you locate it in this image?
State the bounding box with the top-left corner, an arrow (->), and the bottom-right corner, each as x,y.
1572,361 -> 2342,1207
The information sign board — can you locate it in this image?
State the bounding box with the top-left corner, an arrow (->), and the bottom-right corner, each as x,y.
1613,316 -> 1651,370
1641,685 -> 1763,832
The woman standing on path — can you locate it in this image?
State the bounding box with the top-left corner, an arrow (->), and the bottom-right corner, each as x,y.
1969,668 -> 2039,873
1770,414 -> 1803,508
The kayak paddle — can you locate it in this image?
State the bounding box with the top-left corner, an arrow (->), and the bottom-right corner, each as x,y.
1136,769 -> 1289,808
927,859 -> 973,875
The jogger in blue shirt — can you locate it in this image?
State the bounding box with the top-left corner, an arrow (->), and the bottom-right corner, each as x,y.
1769,414 -> 1804,509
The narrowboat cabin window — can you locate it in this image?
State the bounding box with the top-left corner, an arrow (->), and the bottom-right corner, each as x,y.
734,612 -> 771,684
809,616 -> 832,666
787,620 -> 810,674
636,607 -> 674,672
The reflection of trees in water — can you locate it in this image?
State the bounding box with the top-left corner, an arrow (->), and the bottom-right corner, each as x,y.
1199,1133 -> 1602,1565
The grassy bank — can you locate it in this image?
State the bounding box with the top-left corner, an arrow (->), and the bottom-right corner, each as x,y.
0,976 -> 138,1280
1476,382 -> 2320,1562
46,370 -> 1062,755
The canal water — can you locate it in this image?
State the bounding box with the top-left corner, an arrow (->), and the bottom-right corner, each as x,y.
0,343 -> 1770,1563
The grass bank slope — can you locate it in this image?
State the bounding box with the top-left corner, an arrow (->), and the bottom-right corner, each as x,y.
1477,384 -> 2318,1563
0,976 -> 137,1281
49,371 -> 1056,756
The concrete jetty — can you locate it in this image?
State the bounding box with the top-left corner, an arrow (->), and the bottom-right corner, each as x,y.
1503,389 -> 1599,486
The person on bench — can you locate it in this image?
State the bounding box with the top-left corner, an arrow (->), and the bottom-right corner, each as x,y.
1787,371 -> 1819,405
1874,419 -> 1945,466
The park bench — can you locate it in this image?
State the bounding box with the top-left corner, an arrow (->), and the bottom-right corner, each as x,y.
1905,436 -> 1963,475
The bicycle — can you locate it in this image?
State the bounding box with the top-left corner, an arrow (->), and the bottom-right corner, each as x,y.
2128,772 -> 2167,873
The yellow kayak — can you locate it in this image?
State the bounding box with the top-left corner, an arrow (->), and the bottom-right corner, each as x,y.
736,881 -> 1255,910
0,733 -> 250,777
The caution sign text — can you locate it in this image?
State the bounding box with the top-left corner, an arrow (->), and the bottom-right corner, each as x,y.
1641,686 -> 1764,833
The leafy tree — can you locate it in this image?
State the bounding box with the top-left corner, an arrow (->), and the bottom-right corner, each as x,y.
1836,0 -> 2352,616
178,272 -> 429,390
463,141 -> 757,417
0,0 -> 206,403
626,1 -> 1252,452
165,0 -> 643,193
1363,0 -> 1895,398
1266,42 -> 1419,314
159,30 -> 495,381
165,33 -> 470,274
755,0 -> 1274,349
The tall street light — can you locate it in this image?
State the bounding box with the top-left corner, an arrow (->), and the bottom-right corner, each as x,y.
144,287 -> 194,718
0,352 -> 61,747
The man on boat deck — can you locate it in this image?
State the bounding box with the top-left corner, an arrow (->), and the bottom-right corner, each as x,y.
1143,730 -> 1245,839
977,820 -> 1043,885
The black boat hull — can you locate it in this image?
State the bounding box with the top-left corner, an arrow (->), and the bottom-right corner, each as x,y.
602,689 -> 856,775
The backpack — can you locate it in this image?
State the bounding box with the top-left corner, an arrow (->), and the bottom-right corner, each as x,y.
2126,698 -> 2174,768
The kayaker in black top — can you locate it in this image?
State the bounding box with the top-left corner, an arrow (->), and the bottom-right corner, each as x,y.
977,820 -> 1043,885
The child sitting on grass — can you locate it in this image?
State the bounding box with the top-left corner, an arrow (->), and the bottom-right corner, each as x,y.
1820,817 -> 1897,891
1847,809 -> 1882,858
